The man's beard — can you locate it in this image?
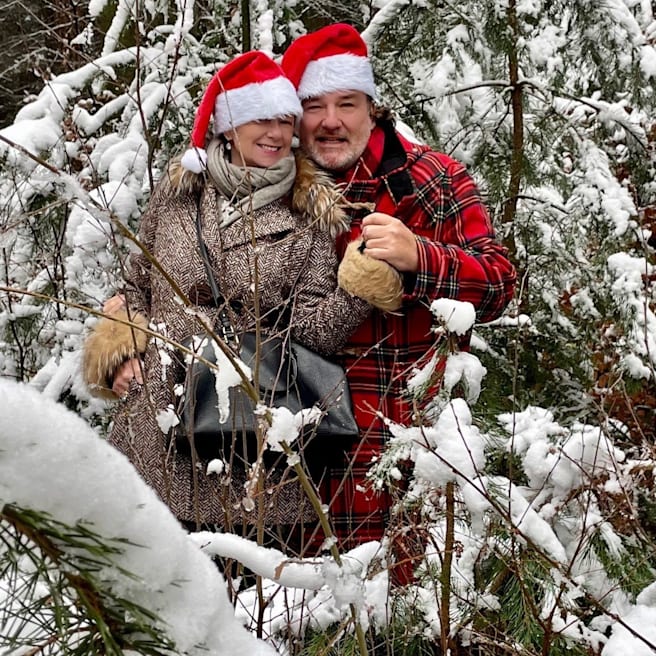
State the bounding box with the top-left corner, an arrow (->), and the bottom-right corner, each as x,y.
302,139 -> 360,173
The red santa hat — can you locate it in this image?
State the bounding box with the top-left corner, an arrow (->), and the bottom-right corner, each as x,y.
281,23 -> 376,101
181,50 -> 302,173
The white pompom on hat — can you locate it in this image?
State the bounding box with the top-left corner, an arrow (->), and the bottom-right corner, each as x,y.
281,23 -> 376,101
181,50 -> 303,173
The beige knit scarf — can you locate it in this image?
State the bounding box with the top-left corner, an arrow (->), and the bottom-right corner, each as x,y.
205,139 -> 296,228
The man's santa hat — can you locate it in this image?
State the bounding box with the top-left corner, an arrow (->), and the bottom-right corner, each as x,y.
281,23 -> 376,101
181,50 -> 302,173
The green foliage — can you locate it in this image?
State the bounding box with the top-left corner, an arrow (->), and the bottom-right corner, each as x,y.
298,617 -> 436,656
298,626 -> 360,656
368,0 -> 656,430
484,447 -> 528,486
476,551 -> 579,654
0,504 -> 175,656
590,531 -> 656,599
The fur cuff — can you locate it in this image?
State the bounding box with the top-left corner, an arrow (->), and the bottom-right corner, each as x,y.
338,240 -> 404,312
82,309 -> 149,400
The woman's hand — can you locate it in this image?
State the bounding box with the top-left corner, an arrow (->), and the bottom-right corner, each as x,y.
102,295 -> 146,397
103,294 -> 126,315
112,357 -> 143,397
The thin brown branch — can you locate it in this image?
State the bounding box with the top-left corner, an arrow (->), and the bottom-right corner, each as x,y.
501,0 -> 523,255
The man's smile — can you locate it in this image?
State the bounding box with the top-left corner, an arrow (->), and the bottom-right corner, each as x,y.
316,135 -> 348,146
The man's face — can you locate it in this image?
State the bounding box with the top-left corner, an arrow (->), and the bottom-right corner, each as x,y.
299,90 -> 375,172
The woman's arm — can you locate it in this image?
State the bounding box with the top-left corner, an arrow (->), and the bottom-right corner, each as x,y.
82,179 -> 171,398
287,230 -> 372,356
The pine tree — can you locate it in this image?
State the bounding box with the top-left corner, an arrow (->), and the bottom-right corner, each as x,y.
1,505 -> 175,655
2,2 -> 656,654
367,0 -> 656,435
0,0 -> 305,413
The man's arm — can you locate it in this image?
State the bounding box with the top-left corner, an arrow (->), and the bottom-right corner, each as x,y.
361,155 -> 516,323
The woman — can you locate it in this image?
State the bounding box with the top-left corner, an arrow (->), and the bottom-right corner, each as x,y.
82,51 -> 370,551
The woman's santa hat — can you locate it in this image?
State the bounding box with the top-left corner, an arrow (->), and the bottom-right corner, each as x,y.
181,50 -> 302,173
281,23 -> 376,101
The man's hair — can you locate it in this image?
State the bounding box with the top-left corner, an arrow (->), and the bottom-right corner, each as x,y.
372,103 -> 395,125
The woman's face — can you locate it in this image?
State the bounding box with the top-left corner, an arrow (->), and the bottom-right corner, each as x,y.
225,117 -> 295,168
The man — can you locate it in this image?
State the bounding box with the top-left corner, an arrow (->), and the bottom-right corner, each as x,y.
282,24 -> 516,557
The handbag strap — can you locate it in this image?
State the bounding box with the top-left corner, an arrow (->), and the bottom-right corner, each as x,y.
194,193 -> 236,345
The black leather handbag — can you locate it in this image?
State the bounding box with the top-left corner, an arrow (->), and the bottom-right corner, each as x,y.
179,330 -> 359,461
175,196 -> 359,461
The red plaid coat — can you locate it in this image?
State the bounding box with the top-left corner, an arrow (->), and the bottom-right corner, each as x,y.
309,121 -> 516,553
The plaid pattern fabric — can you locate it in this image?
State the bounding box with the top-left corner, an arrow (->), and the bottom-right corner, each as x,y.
310,123 -> 516,553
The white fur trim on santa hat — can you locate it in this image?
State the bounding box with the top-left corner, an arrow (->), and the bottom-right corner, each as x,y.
297,53 -> 376,101
214,76 -> 302,135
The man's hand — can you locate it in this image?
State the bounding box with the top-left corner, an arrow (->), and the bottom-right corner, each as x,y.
112,357 -> 143,397
361,213 -> 419,272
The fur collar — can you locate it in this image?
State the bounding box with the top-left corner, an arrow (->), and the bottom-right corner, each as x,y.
165,151 -> 349,238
